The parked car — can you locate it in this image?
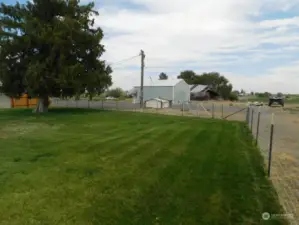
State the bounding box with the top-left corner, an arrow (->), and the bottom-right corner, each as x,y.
248,101 -> 264,106
106,96 -> 116,100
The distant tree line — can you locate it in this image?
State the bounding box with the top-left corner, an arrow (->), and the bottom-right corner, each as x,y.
253,92 -> 284,98
177,70 -> 237,101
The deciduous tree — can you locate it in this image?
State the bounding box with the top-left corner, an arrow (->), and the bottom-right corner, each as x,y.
177,70 -> 196,83
0,0 -> 112,113
107,88 -> 124,98
178,71 -> 235,100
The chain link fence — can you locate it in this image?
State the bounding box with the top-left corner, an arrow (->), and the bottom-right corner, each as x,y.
247,106 -> 299,225
52,98 -> 249,121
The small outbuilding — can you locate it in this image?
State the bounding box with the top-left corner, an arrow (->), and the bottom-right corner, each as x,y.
0,93 -> 11,108
145,98 -> 170,109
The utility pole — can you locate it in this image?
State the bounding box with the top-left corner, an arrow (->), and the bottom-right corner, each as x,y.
140,50 -> 145,108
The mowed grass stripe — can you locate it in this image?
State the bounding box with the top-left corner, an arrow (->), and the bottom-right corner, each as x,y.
0,110 -> 286,225
114,124 -> 191,164
83,126 -> 199,225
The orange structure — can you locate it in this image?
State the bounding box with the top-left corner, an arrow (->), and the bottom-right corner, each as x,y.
10,94 -> 39,108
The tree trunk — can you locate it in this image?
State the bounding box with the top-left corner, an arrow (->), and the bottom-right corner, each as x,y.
33,97 -> 49,113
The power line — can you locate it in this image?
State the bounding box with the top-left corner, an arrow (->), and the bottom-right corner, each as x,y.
108,54 -> 140,66
145,66 -> 188,69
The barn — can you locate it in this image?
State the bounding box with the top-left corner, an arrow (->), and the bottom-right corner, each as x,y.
132,78 -> 190,105
189,84 -> 219,100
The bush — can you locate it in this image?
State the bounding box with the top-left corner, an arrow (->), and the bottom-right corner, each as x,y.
107,88 -> 124,98
228,92 -> 239,101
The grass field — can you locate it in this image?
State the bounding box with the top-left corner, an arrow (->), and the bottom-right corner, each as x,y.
0,109 -> 287,225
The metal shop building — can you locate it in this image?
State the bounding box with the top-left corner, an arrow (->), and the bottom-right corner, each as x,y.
132,78 -> 190,106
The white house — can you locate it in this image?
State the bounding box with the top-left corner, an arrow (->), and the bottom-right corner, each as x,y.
132,78 -> 190,105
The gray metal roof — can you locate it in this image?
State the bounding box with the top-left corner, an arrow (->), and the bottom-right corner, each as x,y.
190,85 -> 208,93
134,78 -> 183,87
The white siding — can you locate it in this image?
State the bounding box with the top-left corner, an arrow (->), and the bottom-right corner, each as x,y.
134,86 -> 173,103
0,94 -> 11,108
173,80 -> 190,104
145,100 -> 159,108
145,99 -> 169,108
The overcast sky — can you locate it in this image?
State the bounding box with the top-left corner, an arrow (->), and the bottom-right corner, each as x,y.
3,0 -> 299,93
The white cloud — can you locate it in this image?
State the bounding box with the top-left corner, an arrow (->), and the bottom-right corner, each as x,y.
94,0 -> 299,93
225,61 -> 299,94
259,16 -> 299,28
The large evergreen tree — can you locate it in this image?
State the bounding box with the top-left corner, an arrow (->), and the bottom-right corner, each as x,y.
0,0 -> 112,112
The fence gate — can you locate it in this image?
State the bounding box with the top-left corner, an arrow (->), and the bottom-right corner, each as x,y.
222,105 -> 247,120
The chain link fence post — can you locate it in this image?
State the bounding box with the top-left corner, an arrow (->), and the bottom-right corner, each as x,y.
256,110 -> 261,146
268,113 -> 275,177
250,108 -> 254,131
221,104 -> 224,119
246,106 -> 250,124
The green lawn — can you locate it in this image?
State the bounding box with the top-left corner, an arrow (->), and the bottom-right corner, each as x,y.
0,109 -> 286,225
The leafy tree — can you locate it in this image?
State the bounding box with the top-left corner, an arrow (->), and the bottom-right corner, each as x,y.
178,71 -> 235,100
229,92 -> 239,101
159,72 -> 168,80
233,90 -> 240,95
0,0 -> 112,113
177,70 -> 196,84
107,88 -> 124,98
196,72 -> 233,100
